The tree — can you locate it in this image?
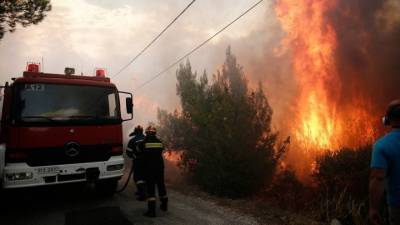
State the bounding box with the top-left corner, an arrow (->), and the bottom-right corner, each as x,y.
158,47 -> 283,197
0,0 -> 51,40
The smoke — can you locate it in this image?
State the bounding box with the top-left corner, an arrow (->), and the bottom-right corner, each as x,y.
258,0 -> 400,141
264,0 -> 400,177
327,0 -> 400,114
198,0 -> 298,135
198,0 -> 399,177
1,0 -> 398,152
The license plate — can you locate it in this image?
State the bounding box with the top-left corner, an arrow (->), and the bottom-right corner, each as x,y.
37,166 -> 60,175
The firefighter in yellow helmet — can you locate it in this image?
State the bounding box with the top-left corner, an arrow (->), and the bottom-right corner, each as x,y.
141,125 -> 168,217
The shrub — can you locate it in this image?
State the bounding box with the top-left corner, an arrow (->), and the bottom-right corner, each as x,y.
313,146 -> 371,201
266,168 -> 315,211
312,146 -> 372,224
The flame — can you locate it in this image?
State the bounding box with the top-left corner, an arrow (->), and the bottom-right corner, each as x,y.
164,150 -> 182,164
275,0 -> 377,152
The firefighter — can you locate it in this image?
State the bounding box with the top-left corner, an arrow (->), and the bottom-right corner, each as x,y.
141,125 -> 168,218
126,125 -> 146,201
370,100 -> 400,225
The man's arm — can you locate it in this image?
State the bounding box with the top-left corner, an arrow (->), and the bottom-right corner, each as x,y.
126,139 -> 136,159
369,168 -> 386,225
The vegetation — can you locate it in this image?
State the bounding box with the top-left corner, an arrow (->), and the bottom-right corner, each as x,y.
264,146 -> 374,225
265,168 -> 314,211
314,146 -> 371,201
158,47 -> 285,197
313,146 -> 372,225
0,0 -> 51,40
158,46 -> 377,224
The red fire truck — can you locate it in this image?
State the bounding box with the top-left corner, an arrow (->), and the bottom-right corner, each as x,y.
0,64 -> 133,194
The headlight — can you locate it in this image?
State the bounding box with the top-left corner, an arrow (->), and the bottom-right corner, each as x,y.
107,164 -> 124,171
6,172 -> 33,181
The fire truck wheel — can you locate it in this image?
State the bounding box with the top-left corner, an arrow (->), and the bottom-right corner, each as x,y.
95,178 -> 118,196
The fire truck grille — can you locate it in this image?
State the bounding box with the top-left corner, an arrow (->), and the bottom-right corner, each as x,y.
24,145 -> 114,167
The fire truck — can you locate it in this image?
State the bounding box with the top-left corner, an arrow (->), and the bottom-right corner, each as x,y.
0,64 -> 133,194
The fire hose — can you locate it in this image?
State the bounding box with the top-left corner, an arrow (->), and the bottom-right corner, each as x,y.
115,163 -> 134,193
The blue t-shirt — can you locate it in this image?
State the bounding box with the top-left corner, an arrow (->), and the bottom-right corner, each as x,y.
371,129 -> 400,207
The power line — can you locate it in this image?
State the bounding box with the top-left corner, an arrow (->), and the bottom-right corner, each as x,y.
134,0 -> 264,91
112,0 -> 197,79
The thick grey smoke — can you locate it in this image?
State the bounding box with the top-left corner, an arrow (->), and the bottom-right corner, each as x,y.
327,0 -> 400,114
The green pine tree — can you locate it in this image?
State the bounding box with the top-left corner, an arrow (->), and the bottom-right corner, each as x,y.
158,47 -> 283,197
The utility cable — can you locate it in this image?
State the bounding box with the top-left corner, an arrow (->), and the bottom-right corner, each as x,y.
133,0 -> 263,91
112,0 -> 197,79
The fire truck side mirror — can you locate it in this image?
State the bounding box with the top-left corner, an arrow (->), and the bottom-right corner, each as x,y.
119,91 -> 133,121
126,97 -> 133,114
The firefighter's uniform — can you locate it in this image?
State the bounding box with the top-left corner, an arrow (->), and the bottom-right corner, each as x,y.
126,132 -> 146,200
141,133 -> 168,217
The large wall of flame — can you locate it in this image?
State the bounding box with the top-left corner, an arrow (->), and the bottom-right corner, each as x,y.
267,0 -> 400,176
226,0 -> 400,177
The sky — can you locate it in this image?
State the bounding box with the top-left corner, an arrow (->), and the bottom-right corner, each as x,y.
0,0 -> 283,134
1,0 -> 400,181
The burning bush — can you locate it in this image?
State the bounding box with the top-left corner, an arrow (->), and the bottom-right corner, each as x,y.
312,146 -> 372,224
158,47 -> 283,197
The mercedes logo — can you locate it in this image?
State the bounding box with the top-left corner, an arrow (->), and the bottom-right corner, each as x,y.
65,142 -> 80,157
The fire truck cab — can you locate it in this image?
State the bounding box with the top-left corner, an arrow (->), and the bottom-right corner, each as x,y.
0,64 -> 133,194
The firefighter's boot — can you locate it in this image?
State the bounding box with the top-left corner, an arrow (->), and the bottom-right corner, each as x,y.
143,200 -> 156,218
160,197 -> 168,212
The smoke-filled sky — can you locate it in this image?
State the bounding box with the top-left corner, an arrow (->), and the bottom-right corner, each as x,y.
1,0 -> 399,142
0,0 -> 279,129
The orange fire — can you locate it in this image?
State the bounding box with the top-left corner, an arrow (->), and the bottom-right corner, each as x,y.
164,150 -> 182,164
275,0 -> 377,152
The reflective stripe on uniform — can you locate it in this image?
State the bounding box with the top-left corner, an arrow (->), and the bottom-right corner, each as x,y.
145,143 -> 163,148
136,180 -> 146,184
126,147 -> 134,152
147,197 -> 156,201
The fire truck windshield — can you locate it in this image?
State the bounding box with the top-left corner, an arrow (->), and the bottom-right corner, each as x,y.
14,83 -> 121,124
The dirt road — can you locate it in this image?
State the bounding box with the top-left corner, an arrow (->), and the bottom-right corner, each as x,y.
0,176 -> 260,225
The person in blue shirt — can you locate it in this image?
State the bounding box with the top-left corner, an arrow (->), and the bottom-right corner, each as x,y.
370,100 -> 400,225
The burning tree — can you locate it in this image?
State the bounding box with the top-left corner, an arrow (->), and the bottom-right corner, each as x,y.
158,47 -> 283,197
